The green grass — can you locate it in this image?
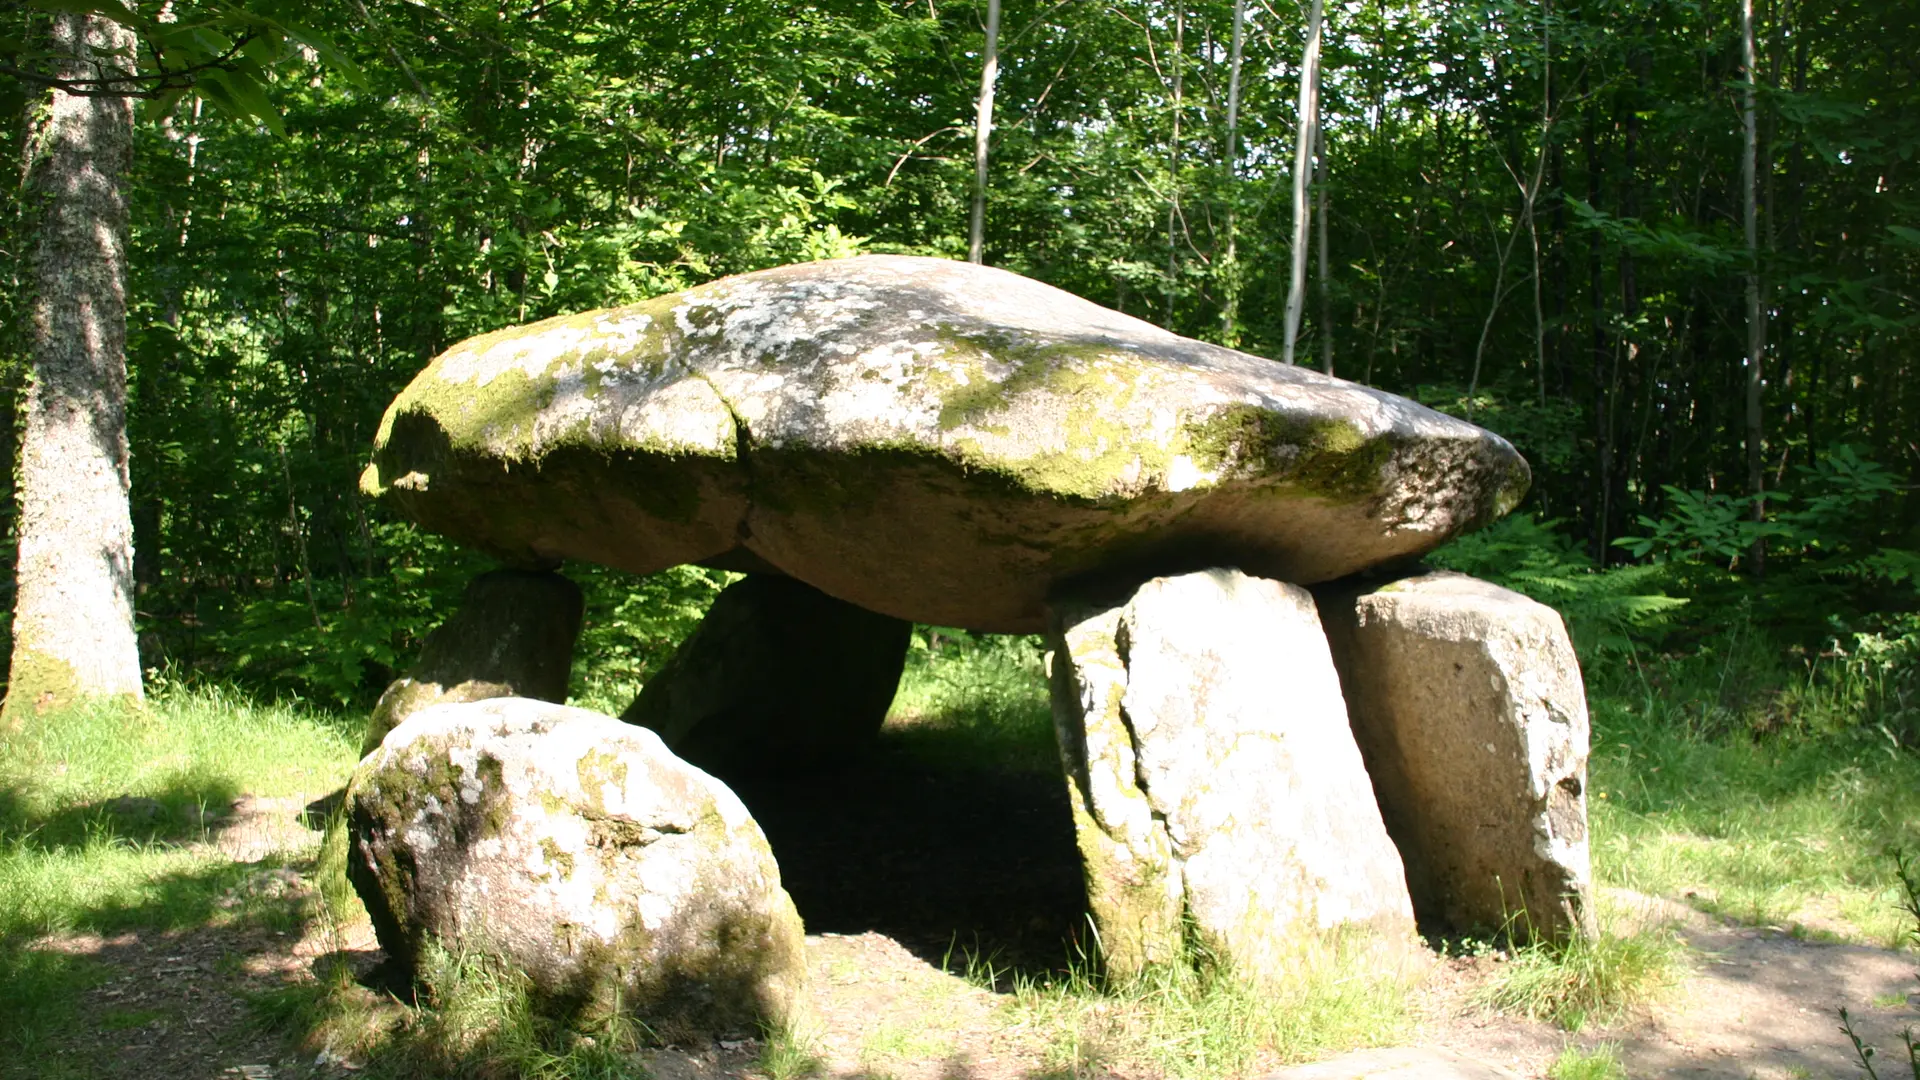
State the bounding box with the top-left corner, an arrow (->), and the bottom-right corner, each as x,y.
882,630 -> 1059,773
1475,900 -> 1686,1031
1587,657 -> 1920,947
1009,934 -> 1420,1079
1546,1042 -> 1627,1080
0,684 -> 360,1070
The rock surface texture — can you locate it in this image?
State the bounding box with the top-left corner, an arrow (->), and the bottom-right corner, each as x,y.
1319,571 -> 1594,942
345,697 -> 808,1034
362,569 -> 584,754
362,256 -> 1529,632
1048,569 -> 1416,981
622,573 -> 910,779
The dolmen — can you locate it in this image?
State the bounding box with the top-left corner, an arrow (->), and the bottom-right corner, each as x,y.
344,255 -> 1593,1035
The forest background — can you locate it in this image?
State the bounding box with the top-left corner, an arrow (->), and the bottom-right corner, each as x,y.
0,0 -> 1915,729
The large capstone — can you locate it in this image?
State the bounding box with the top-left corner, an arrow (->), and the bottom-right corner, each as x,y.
362,256 -> 1529,632
1318,571 -> 1595,942
621,573 -> 911,780
363,569 -> 583,754
345,697 -> 809,1035
1048,569 -> 1416,982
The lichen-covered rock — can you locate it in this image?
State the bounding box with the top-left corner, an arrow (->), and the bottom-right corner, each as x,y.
1318,571 -> 1594,942
345,697 -> 809,1035
1048,569 -> 1416,982
362,256 -> 1530,632
362,569 -> 584,755
622,574 -> 909,780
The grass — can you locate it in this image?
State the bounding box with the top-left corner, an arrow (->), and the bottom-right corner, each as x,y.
881,630 -> 1059,773
1546,1042 -> 1627,1080
1008,933 -> 1421,1079
0,683 -> 360,1073
1474,897 -> 1687,1031
1587,652 -> 1920,947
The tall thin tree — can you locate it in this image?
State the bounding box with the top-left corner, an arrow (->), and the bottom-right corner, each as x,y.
1219,0 -> 1247,344
968,0 -> 1002,265
1739,0 -> 1766,568
1164,0 -> 1186,322
1282,0 -> 1325,365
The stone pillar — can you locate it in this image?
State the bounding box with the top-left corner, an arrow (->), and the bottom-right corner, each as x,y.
1048,568 -> 1416,983
622,574 -> 910,780
363,569 -> 584,755
1318,571 -> 1595,943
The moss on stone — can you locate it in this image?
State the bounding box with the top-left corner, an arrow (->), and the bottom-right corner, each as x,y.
1184,406 -> 1397,503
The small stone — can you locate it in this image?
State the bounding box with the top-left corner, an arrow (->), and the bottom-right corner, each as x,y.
345,697 -> 808,1036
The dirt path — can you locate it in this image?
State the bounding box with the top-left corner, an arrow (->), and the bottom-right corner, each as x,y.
16,793 -> 1919,1080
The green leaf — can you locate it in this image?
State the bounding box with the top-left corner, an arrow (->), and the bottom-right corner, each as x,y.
1889,225 -> 1920,248
276,17 -> 367,87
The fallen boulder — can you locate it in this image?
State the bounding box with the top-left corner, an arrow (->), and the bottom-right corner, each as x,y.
345,697 -> 809,1035
622,573 -> 911,779
1048,568 -> 1416,981
362,569 -> 583,755
1319,571 -> 1594,942
362,256 -> 1529,632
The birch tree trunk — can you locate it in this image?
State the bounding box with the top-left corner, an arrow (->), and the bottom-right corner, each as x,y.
1740,0 -> 1767,568
1218,0 -> 1247,345
4,12 -> 145,721
1282,0 -> 1324,366
968,0 -> 1002,265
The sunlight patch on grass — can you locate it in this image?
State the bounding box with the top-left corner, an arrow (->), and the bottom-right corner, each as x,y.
883,631 -> 1057,773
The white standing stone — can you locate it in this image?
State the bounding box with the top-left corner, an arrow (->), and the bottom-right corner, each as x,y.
1049,569 -> 1416,982
1319,571 -> 1595,941
346,698 -> 809,1035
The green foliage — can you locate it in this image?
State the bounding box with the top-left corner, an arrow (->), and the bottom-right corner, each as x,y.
568,565 -> 736,716
884,630 -> 1057,774
1428,514 -> 1686,655
1838,850 -> 1920,1080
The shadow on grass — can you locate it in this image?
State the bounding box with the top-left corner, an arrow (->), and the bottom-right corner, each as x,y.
0,769 -> 245,853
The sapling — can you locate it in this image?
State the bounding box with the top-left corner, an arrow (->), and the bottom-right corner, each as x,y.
1840,849 -> 1920,1078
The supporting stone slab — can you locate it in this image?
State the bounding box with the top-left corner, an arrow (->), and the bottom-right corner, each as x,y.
1048,568 -> 1416,982
1318,570 -> 1595,942
622,574 -> 910,781
363,569 -> 584,755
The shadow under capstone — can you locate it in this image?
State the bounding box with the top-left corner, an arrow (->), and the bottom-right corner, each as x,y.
721,736 -> 1090,983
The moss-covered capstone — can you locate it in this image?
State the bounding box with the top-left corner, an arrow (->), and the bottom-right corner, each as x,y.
364,256 -> 1530,632
345,697 -> 809,1036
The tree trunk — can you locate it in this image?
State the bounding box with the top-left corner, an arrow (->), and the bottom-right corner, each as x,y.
1163,0 -> 1185,323
1219,0 -> 1247,345
1283,0 -> 1325,366
1740,0 -> 1767,571
1316,122 -> 1333,375
968,0 -> 1002,265
5,12 -> 144,720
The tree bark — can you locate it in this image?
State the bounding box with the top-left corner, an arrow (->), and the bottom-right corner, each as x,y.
1218,0 -> 1247,345
1163,0 -> 1185,323
1283,0 -> 1325,366
1740,0 -> 1767,571
5,12 -> 144,720
968,0 -> 1002,265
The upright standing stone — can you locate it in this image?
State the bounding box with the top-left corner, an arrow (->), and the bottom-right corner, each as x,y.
1049,569 -> 1416,982
1318,571 -> 1595,942
363,569 -> 584,755
622,574 -> 910,780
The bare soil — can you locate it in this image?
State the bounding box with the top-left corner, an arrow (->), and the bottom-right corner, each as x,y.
17,761 -> 1919,1080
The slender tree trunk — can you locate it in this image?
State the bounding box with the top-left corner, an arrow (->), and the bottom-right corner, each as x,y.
1740,0 -> 1767,570
969,0 -> 1002,265
1164,0 -> 1185,323
1283,0 -> 1325,365
1219,0 -> 1247,345
1316,122 -> 1332,375
5,12 -> 144,720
